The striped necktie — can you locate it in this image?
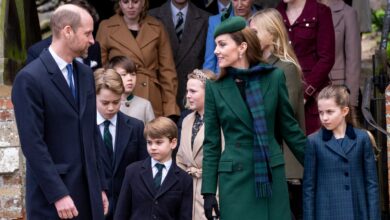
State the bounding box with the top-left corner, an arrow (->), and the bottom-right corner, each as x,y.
175,11 -> 184,42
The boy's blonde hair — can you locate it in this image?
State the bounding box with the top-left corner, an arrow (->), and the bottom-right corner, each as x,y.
94,68 -> 124,95
144,117 -> 178,141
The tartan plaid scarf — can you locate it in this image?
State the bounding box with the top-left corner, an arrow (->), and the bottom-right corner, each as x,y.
228,63 -> 275,198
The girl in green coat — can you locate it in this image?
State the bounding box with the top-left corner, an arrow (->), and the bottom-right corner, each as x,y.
201,16 -> 306,220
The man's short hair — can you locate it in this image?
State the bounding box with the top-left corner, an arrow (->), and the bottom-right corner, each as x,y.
67,0 -> 99,23
144,117 -> 178,141
50,7 -> 82,37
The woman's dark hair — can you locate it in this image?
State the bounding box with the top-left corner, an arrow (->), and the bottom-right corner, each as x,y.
218,27 -> 265,79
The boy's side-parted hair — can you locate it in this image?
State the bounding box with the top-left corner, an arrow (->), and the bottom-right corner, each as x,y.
107,56 -> 137,74
317,84 -> 354,126
94,68 -> 124,95
144,117 -> 178,141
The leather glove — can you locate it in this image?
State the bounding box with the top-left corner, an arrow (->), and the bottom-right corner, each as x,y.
203,194 -> 219,220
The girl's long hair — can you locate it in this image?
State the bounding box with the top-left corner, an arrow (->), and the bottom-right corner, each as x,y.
249,8 -> 302,78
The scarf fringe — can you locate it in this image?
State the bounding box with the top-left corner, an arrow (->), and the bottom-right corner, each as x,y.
255,182 -> 272,198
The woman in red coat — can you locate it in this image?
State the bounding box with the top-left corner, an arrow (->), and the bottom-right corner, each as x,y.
277,0 -> 335,135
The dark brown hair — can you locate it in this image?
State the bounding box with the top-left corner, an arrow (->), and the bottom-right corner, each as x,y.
108,56 -> 137,73
218,27 -> 265,79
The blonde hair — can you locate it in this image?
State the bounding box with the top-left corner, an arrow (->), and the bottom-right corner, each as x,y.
317,85 -> 354,126
144,117 -> 178,141
187,69 -> 217,87
250,8 -> 302,77
94,68 -> 124,95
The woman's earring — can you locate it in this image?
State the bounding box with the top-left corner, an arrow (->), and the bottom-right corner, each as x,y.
239,53 -> 242,59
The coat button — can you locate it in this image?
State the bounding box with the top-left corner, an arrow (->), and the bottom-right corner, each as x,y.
344,172 -> 349,177
345,185 -> 350,190
236,163 -> 243,171
152,214 -> 157,219
343,158 -> 348,163
288,28 -> 292,32
155,200 -> 158,205
142,82 -> 147,86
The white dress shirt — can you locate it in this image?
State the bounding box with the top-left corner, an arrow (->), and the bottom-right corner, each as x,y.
171,1 -> 189,26
97,111 -> 117,151
151,158 -> 172,184
48,46 -> 74,86
217,0 -> 231,14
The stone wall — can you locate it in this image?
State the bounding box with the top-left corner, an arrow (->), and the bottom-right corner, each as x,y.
387,85 -> 390,210
0,86 -> 23,220
0,0 -> 40,219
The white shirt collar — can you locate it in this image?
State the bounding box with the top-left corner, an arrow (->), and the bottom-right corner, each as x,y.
171,1 -> 189,22
48,46 -> 69,71
96,111 -> 117,127
217,0 -> 230,14
151,157 -> 172,171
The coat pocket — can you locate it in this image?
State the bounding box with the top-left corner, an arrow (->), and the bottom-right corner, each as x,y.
218,161 -> 233,173
55,164 -> 70,174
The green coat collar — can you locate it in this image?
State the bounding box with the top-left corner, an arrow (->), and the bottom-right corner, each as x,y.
217,74 -> 270,130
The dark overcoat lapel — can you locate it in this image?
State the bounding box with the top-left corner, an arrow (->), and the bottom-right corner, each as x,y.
43,51 -> 78,112
113,112 -> 132,174
140,159 -> 158,197
175,3 -> 206,66
323,126 -> 357,159
155,164 -> 179,199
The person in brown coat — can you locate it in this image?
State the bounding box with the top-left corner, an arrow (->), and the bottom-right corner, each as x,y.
96,0 -> 180,117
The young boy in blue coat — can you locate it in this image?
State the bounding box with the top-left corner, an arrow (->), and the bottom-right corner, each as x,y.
94,68 -> 148,219
114,117 -> 193,220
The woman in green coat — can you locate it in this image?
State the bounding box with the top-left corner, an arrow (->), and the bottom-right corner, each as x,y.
201,16 -> 306,220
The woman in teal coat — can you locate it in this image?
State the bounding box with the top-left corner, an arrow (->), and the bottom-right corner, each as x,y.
201,16 -> 306,220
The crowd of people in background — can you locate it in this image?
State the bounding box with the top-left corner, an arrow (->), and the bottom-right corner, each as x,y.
12,0 -> 380,220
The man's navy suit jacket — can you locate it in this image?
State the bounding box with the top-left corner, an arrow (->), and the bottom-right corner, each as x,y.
12,49 -> 105,219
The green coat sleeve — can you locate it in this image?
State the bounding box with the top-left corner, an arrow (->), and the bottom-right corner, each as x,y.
276,70 -> 306,164
201,80 -> 222,195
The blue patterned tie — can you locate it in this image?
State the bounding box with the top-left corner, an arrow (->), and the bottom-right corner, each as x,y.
103,120 -> 114,163
154,163 -> 165,189
175,12 -> 184,41
65,64 -> 76,98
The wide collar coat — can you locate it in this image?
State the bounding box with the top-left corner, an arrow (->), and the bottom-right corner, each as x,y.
96,14 -> 179,117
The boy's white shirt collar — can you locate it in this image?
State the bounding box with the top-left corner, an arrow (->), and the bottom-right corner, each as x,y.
96,111 -> 117,127
151,157 -> 172,171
